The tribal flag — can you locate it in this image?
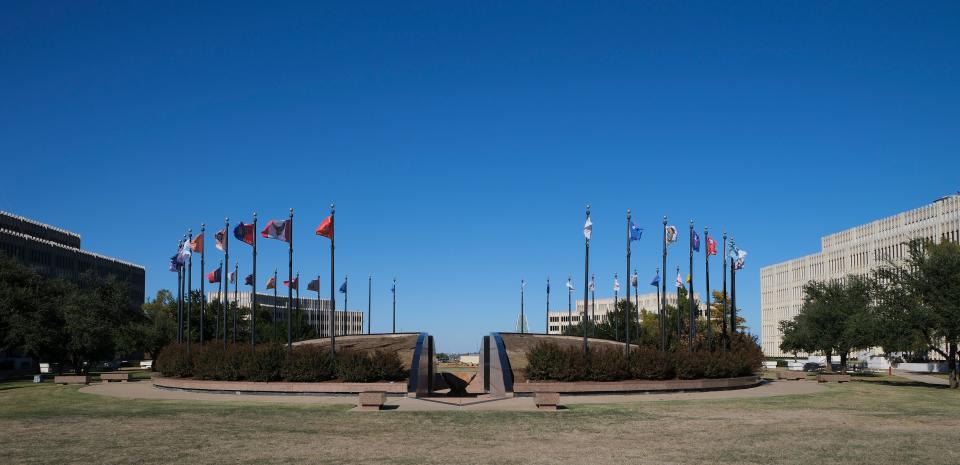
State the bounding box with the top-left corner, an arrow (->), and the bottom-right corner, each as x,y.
284,276 -> 299,289
686,273 -> 691,284
630,273 -> 638,287
229,269 -> 237,284
630,222 -> 643,241
169,254 -> 179,272
307,278 -> 320,292
233,222 -> 255,246
189,233 -> 204,253
266,276 -> 277,290
207,267 -> 222,284
565,279 -> 575,291
692,230 -> 701,252
315,215 -> 333,239
215,228 -> 228,251
176,241 -> 191,266
734,249 -> 748,270
339,280 -> 348,294
583,216 -> 593,240
706,236 -> 718,256
588,278 -> 595,292
244,274 -> 254,286
665,226 -> 678,245
261,219 -> 291,242
650,272 -> 660,287
613,276 -> 620,293
675,271 -> 683,288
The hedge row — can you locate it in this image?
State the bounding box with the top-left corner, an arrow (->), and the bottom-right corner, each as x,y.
524,335 -> 763,382
156,343 -> 408,382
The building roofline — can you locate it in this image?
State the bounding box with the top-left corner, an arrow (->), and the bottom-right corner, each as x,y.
0,211 -> 81,240
0,227 -> 144,271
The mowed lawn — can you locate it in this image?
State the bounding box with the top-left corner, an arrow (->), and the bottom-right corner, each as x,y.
1,378 -> 958,465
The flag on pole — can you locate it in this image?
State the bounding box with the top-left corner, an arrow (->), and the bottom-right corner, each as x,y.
686,273 -> 691,284
706,236 -> 718,256
307,278 -> 320,292
630,273 -> 638,287
630,222 -> 643,241
546,280 -> 550,293
339,280 -> 348,294
692,231 -> 700,252
215,228 -> 228,251
675,272 -> 683,288
233,222 -> 255,246
176,241 -> 191,266
613,277 -> 620,292
734,249 -> 748,270
189,234 -> 204,253
315,215 -> 333,239
566,280 -> 575,291
261,219 -> 292,242
650,273 -> 660,287
284,276 -> 299,289
583,216 -> 593,240
244,274 -> 254,286
207,267 -> 222,284
169,254 -> 179,272
391,281 -> 396,292
266,276 -> 277,289
229,269 -> 237,284
665,226 -> 678,245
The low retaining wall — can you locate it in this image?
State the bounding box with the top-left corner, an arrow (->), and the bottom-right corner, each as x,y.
513,376 -> 761,394
152,376 -> 408,395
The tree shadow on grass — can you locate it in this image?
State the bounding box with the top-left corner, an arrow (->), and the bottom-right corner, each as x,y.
861,380 -> 949,390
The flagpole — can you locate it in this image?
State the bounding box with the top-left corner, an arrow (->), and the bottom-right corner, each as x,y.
722,231 -> 728,350
583,204 -> 590,355
287,208 -> 293,350
343,275 -> 348,337
367,274 -> 372,335
590,274 -> 595,337
660,217 -> 667,351
567,276 -> 572,335
223,218 -> 229,349
272,268 -> 278,341
676,265 -> 681,345
392,277 -> 396,334
688,220 -> 695,348
625,209 -> 631,356
520,279 -> 525,334
633,269 -> 639,346
655,267 -> 661,337
545,277 -> 550,334
177,239 -> 183,343
730,237 -> 738,339
200,224 -> 205,346
329,203 -> 336,355
251,212 -> 258,348
613,273 -> 619,342
217,259 -> 223,342
295,272 -> 301,341
315,275 -> 321,337
234,260 -> 238,343
187,229 -> 193,353
704,227 -> 713,347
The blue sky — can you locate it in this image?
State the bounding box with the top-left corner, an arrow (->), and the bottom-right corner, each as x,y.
2,2 -> 958,352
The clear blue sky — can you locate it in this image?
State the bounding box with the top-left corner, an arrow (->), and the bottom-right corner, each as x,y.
2,2 -> 958,352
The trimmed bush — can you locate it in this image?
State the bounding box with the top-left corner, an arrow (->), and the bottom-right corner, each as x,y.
245,343 -> 286,382
281,345 -> 336,382
674,351 -> 706,379
156,343 -> 192,378
587,346 -> 629,381
629,348 -> 674,380
336,350 -> 407,382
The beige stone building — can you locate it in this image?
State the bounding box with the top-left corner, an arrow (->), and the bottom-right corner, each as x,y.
760,194 -> 960,357
547,292 -> 702,334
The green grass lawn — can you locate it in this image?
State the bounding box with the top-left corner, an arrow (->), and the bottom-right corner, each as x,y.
2,378 -> 958,464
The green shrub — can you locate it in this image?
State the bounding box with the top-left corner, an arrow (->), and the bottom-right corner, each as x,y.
587,346 -> 628,381
244,343 -> 286,382
628,348 -> 674,380
190,344 -> 251,380
281,345 -> 336,382
156,343 -> 192,377
335,350 -> 408,382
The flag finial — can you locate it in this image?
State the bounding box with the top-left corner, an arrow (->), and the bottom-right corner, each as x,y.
189,228 -> 192,234
253,212 -> 257,219
201,223 -> 205,230
330,203 -> 335,213
289,208 -> 293,215
662,216 -> 667,225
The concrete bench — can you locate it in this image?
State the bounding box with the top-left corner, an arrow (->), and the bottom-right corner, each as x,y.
777,371 -> 807,380
534,392 -> 561,410
357,391 -> 387,411
139,360 -> 153,370
817,374 -> 851,383
54,375 -> 90,385
100,372 -> 131,383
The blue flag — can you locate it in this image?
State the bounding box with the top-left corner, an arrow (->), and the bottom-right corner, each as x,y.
650,273 -> 660,287
169,254 -> 179,272
692,230 -> 701,252
339,280 -> 348,294
630,222 -> 643,241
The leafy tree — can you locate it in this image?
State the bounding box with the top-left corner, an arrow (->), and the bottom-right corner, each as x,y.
874,239 -> 960,388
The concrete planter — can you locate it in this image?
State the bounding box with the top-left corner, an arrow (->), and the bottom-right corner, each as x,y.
514,375 -> 761,394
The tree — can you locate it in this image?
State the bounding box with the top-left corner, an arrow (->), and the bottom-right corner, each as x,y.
874,239 -> 960,388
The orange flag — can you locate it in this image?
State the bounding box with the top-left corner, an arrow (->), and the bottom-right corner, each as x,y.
315,215 -> 333,239
189,233 -> 204,253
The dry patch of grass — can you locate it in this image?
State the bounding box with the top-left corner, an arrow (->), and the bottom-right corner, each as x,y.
1,379 -> 958,464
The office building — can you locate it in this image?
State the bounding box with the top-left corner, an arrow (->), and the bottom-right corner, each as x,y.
547,291 -> 702,334
207,291 -> 364,336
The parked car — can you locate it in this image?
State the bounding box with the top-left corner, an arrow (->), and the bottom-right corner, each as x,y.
802,362 -> 824,372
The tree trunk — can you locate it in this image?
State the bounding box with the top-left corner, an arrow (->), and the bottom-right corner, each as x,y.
824,350 -> 832,373
949,341 -> 958,389
840,352 -> 848,374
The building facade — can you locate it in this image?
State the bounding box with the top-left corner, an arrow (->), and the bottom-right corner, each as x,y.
546,291 -> 702,334
207,291 -> 364,336
0,211 -> 145,308
760,194 -> 960,357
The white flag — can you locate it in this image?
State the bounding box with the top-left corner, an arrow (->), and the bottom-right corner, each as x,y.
176,241 -> 192,265
583,216 -> 593,240
665,226 -> 678,245
566,280 -> 575,291
630,274 -> 638,287
735,249 -> 748,270
588,279 -> 595,292
613,277 -> 620,293
675,271 -> 683,288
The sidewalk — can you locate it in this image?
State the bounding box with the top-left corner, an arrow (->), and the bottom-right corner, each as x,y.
893,370 -> 949,386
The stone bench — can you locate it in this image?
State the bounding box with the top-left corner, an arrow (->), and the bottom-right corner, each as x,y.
534,392 -> 561,410
357,391 -> 387,411
817,374 -> 851,383
777,371 -> 807,380
54,375 -> 90,385
100,372 -> 131,383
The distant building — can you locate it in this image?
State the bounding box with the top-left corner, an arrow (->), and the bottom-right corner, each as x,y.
458,354 -> 480,365
0,211 -> 145,308
760,194 -> 960,357
546,291 -> 702,334
206,291 -> 364,336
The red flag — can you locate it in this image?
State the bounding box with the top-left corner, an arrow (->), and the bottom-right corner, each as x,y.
315,215 -> 333,239
206,267 -> 222,283
215,228 -> 227,251
233,222 -> 254,246
189,234 -> 204,253
261,219 -> 291,242
307,278 -> 320,292
266,276 -> 276,289
283,276 -> 299,289
706,236 -> 718,256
